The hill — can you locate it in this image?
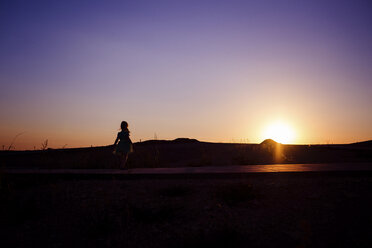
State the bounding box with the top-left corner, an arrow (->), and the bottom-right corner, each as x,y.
1,139 -> 372,169
349,140 -> 372,148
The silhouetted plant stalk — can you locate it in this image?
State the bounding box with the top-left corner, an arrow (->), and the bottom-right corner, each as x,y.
41,139 -> 48,150
7,132 -> 26,150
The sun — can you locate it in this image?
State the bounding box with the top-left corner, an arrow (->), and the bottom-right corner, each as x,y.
262,121 -> 295,144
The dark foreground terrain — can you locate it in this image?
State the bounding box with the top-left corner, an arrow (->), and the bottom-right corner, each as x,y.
1,139 -> 372,169
1,172 -> 371,248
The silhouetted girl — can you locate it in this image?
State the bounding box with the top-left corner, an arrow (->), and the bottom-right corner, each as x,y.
113,121 -> 133,169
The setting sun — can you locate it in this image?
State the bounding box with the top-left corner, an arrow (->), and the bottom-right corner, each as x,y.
262,121 -> 295,144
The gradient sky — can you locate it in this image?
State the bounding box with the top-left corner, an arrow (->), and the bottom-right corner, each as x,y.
1,0 -> 372,149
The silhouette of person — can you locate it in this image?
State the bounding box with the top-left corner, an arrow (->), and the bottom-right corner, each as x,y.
113,121 -> 133,169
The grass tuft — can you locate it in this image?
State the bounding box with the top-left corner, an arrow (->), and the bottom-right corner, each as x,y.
214,182 -> 256,206
158,185 -> 194,198
131,204 -> 180,224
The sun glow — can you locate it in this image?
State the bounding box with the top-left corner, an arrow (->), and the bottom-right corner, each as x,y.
262,121 -> 295,144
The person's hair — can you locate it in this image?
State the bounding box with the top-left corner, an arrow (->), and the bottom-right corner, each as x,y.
120,121 -> 129,131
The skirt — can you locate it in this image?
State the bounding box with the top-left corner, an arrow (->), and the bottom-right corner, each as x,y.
114,141 -> 133,156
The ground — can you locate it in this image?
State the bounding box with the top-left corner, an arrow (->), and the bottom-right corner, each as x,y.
1,140 -> 372,169
1,172 -> 371,248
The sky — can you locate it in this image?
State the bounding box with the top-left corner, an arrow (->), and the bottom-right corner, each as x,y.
1,0 -> 372,149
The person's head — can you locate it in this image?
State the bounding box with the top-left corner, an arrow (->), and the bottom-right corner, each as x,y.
120,121 -> 128,130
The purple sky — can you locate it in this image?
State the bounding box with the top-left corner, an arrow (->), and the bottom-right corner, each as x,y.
1,0 -> 372,149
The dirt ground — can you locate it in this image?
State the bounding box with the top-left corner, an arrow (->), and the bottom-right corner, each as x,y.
2,140 -> 371,169
1,173 -> 372,248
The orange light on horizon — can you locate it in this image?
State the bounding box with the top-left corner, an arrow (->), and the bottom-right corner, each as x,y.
262,120 -> 296,144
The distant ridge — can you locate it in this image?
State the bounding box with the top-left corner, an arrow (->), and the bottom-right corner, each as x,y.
260,139 -> 279,145
138,138 -> 200,145
349,140 -> 372,147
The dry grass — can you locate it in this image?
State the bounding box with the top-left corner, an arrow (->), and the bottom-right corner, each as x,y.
158,185 -> 194,198
1,140 -> 371,170
1,175 -> 372,248
214,182 -> 256,206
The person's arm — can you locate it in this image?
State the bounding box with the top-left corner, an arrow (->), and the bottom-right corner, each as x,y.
114,133 -> 119,146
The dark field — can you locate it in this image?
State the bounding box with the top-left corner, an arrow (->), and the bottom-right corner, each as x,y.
1,140 -> 372,247
1,139 -> 372,169
1,173 -> 372,248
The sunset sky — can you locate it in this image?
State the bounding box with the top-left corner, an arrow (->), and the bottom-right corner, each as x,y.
1,0 -> 372,149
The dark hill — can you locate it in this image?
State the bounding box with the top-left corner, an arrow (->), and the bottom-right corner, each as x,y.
349,140 -> 372,147
139,138 -> 200,145
260,139 -> 279,145
1,138 -> 372,169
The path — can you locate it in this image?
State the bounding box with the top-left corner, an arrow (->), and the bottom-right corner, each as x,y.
3,163 -> 372,175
